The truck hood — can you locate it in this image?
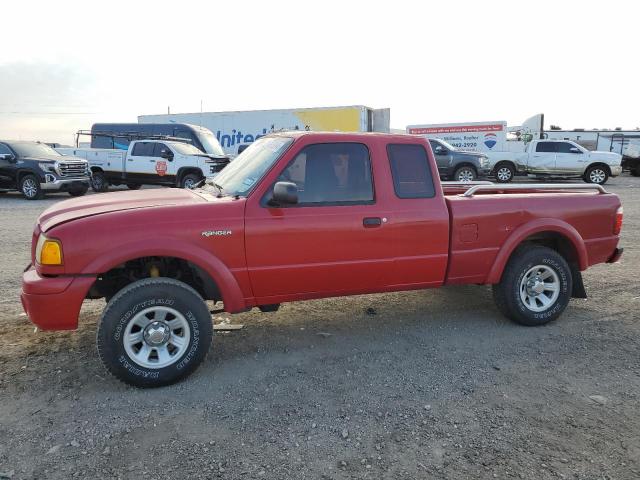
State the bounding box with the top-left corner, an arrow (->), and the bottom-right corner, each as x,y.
38,188 -> 207,233
588,151 -> 622,165
22,155 -> 87,164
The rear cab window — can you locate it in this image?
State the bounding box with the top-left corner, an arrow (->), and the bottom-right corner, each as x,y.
387,144 -> 435,198
535,142 -> 557,153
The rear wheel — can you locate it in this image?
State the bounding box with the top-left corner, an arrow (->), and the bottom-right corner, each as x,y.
97,278 -> 213,388
91,171 -> 109,192
180,173 -> 202,189
584,165 -> 609,185
453,166 -> 477,182
20,174 -> 43,200
631,166 -> 640,177
127,184 -> 142,190
492,246 -> 572,326
494,163 -> 515,183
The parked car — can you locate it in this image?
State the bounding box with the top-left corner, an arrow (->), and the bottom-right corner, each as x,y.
22,132 -> 623,387
486,139 -> 623,184
0,140 -> 90,199
57,139 -> 229,192
428,139 -> 491,181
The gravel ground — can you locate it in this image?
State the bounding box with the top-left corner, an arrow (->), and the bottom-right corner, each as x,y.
0,178 -> 638,480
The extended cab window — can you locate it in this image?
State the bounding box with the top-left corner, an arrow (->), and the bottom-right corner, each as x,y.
387,144 -> 435,198
131,142 -> 155,156
274,143 -> 373,206
535,142 -> 557,153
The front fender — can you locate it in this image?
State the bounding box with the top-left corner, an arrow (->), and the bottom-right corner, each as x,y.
81,238 -> 247,313
485,218 -> 588,284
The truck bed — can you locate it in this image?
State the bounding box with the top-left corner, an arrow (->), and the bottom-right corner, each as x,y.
442,183 -> 621,284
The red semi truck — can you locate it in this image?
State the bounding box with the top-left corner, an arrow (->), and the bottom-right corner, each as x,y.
21,132 -> 623,387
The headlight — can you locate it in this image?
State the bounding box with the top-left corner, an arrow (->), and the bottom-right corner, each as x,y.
38,162 -> 55,172
35,234 -> 63,265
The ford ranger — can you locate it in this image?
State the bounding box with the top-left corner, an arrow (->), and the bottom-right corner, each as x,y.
21,132 -> 624,387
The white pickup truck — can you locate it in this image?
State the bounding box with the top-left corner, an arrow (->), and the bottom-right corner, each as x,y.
58,140 -> 229,192
487,139 -> 623,184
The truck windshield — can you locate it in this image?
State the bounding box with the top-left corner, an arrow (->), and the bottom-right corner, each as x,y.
10,142 -> 61,157
170,142 -> 206,155
195,130 -> 226,157
209,136 -> 293,197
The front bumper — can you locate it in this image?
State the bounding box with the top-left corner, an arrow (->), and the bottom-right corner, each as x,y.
610,166 -> 622,177
21,266 -> 96,330
40,176 -> 91,191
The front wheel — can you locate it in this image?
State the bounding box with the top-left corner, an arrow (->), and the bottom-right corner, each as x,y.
180,173 -> 202,189
91,171 -> 109,192
630,166 -> 640,177
492,246 -> 572,326
68,186 -> 89,197
127,184 -> 142,190
494,163 -> 515,183
453,166 -> 477,182
97,278 -> 213,388
584,165 -> 609,185
20,174 -> 43,200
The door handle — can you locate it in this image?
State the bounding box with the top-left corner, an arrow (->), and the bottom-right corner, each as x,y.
149,160 -> 156,162
363,217 -> 382,227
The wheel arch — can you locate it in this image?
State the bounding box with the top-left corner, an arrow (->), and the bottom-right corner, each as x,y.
486,219 -> 588,285
492,160 -> 517,173
83,240 -> 246,313
176,167 -> 204,184
585,162 -> 611,175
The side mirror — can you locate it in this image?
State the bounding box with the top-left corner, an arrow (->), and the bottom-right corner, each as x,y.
0,153 -> 16,162
272,181 -> 298,205
434,146 -> 446,155
160,150 -> 174,160
569,147 -> 581,154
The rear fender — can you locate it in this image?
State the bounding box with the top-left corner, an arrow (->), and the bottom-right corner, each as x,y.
82,239 -> 246,312
486,218 -> 588,284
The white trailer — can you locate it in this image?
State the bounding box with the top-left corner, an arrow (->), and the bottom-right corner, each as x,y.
139,105 -> 391,156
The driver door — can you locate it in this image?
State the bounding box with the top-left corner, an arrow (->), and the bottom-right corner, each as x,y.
244,141 -> 395,303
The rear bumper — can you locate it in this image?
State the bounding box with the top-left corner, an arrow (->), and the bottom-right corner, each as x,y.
21,267 -> 96,330
607,247 -> 624,263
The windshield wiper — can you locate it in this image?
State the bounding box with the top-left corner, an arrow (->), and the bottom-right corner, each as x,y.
211,181 -> 226,198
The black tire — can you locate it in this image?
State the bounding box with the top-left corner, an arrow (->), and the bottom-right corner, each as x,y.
453,166 -> 477,182
584,165 -> 609,185
91,171 -> 109,192
630,166 -> 640,177
127,184 -> 142,190
492,246 -> 572,326
97,278 -> 213,388
19,174 -> 43,200
68,186 -> 89,197
494,163 -> 515,183
180,173 -> 202,189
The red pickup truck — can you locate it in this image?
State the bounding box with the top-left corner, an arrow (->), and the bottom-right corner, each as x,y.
21,132 -> 624,387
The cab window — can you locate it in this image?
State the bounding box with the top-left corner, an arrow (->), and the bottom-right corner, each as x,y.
535,142 -> 557,153
387,144 -> 435,198
268,143 -> 374,206
131,142 -> 155,156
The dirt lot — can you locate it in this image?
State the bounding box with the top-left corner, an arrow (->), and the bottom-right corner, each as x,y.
0,178 -> 639,480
